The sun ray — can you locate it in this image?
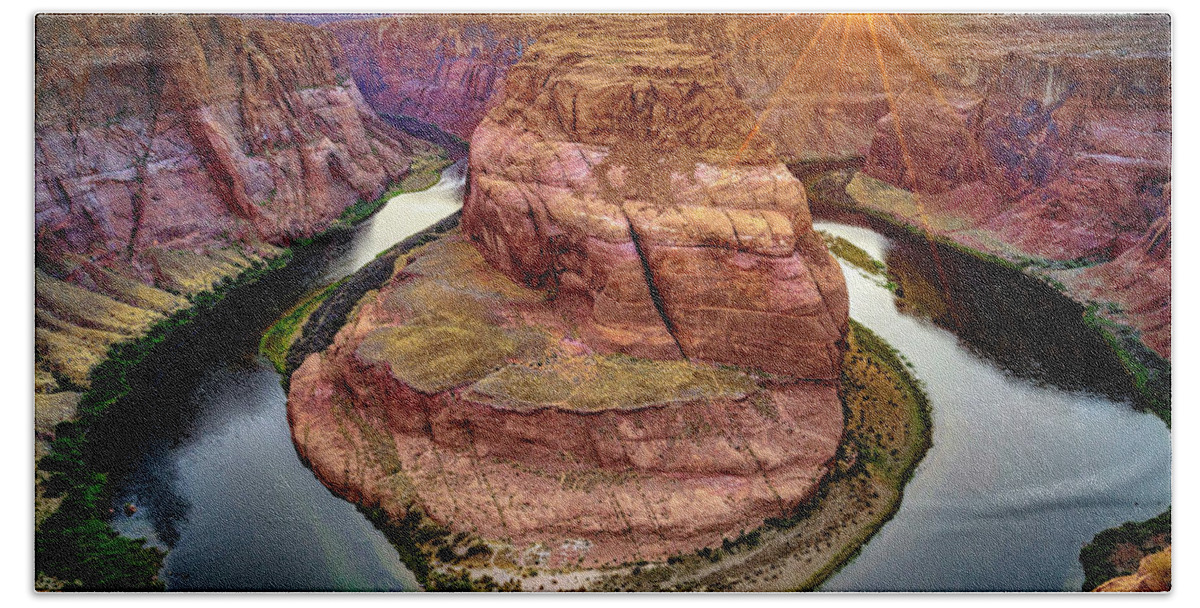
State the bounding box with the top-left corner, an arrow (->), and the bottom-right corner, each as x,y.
867,15 -> 964,332
878,15 -> 989,171
727,14 -> 836,167
880,15 -> 952,108
891,13 -> 950,70
834,14 -> 852,74
806,16 -> 854,152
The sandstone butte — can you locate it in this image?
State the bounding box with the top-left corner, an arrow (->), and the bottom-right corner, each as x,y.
287,27 -> 850,568
34,15 -> 439,442
327,14 -> 1170,362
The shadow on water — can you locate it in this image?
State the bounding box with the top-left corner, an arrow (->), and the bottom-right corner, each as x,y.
885,235 -> 1137,403
87,232 -> 353,482
813,204 -> 1138,404
86,162 -> 466,591
813,215 -> 1169,591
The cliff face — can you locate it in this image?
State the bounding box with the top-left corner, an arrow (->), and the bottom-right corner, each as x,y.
326,16 -> 541,140
325,15 -> 1169,361
34,15 -> 437,416
288,25 -> 848,567
465,24 -> 849,378
850,15 -> 1170,358
1093,546 -> 1171,592
289,235 -> 844,568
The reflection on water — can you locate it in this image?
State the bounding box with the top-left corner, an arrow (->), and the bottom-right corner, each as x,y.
103,162 -> 466,591
317,161 -> 466,283
885,236 -> 1135,401
815,220 -> 1170,592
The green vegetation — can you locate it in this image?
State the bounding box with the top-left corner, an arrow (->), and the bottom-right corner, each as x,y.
36,253 -> 292,590
36,132 -> 461,590
593,320 -> 932,591
1079,510 -> 1170,591
1083,304 -> 1171,426
350,237 -> 550,393
357,504 -> 520,591
324,152 -> 453,232
839,320 -> 932,486
817,230 -> 886,277
356,321 -> 548,394
807,168 -> 1171,426
257,146 -> 456,372
816,170 -> 1024,272
259,279 -> 345,374
468,354 -> 756,411
817,229 -> 897,292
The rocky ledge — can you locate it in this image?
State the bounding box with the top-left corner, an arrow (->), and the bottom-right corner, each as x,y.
287,28 -> 848,569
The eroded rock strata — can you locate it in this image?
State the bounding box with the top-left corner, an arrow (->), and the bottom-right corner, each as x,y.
35,14 -> 438,397
850,16 -> 1171,359
289,235 -> 844,568
327,15 -> 542,141
464,29 -> 849,378
323,14 -> 1170,360
288,31 -> 848,568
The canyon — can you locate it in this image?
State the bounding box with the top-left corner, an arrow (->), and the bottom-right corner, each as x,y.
33,12 -> 1171,592
35,15 -> 442,446
327,14 -> 1170,361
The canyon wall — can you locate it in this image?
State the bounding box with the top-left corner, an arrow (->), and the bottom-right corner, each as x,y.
851,15 -> 1170,358
34,15 -> 438,440
326,16 -> 541,140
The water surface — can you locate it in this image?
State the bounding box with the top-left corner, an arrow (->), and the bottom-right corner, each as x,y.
816,219 -> 1170,592
104,162 -> 466,591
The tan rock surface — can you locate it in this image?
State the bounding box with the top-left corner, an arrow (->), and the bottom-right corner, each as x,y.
1093,546 -> 1171,592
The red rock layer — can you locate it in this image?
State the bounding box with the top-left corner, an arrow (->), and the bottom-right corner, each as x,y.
288,236 -> 843,567
325,14 -> 1169,360
463,24 -> 849,379
35,15 -> 436,389
853,16 -> 1170,358
326,16 -> 543,140
1093,546 -> 1171,592
288,24 -> 848,567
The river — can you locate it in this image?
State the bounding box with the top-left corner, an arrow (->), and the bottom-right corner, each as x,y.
99,163 -> 1168,591
815,219 -> 1171,592
102,161 -> 465,591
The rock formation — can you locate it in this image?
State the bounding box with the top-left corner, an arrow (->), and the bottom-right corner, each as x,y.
463,25 -> 849,378
327,16 -> 542,140
33,13 -> 447,523
322,14 -> 1169,361
855,21 -> 1171,359
288,25 -> 848,567
34,15 -> 439,393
